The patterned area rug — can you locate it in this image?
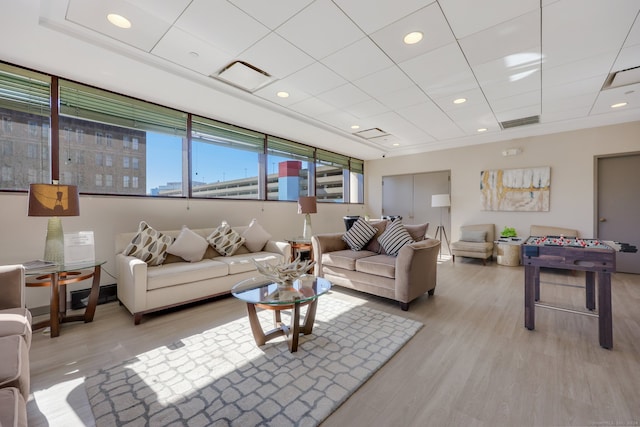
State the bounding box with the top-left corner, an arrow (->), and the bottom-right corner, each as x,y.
85,296 -> 422,426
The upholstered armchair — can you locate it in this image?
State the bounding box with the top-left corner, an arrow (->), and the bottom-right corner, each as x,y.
451,224 -> 495,265
0,265 -> 31,426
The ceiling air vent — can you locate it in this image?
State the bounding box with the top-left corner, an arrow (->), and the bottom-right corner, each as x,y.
213,61 -> 273,92
500,115 -> 540,129
603,66 -> 640,90
354,128 -> 388,139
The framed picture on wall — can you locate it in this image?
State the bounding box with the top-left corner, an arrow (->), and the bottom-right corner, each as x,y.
480,166 -> 550,212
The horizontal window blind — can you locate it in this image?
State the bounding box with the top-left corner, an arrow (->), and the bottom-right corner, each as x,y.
267,136 -> 315,160
0,63 -> 50,116
350,158 -> 364,174
192,115 -> 264,152
316,149 -> 349,169
59,80 -> 187,134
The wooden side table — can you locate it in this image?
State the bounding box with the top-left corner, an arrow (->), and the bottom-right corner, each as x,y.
26,261 -> 105,338
287,238 -> 313,263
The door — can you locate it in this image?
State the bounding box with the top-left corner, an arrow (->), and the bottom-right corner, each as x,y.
597,153 -> 640,274
382,174 -> 413,222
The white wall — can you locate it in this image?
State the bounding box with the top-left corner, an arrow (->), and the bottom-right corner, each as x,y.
0,194 -> 366,309
365,121 -> 640,242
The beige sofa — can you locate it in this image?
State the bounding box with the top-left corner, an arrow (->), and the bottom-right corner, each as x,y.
312,221 -> 440,310
0,265 -> 31,427
115,225 -> 291,324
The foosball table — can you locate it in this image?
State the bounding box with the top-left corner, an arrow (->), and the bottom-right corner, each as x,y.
521,235 -> 637,349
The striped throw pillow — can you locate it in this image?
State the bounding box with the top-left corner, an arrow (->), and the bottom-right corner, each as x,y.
377,219 -> 414,256
342,217 -> 377,251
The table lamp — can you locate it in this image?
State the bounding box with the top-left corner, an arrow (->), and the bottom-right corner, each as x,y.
298,196 -> 317,240
28,183 -> 80,264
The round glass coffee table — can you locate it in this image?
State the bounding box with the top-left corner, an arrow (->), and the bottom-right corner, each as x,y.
232,276 -> 331,352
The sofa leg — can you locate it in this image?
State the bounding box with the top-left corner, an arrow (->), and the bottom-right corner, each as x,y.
428,289 -> 435,296
452,255 -> 455,263
134,313 -> 143,325
399,302 -> 409,311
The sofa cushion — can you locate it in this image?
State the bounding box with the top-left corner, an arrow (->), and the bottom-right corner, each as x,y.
322,249 -> 377,271
460,230 -> 487,242
450,240 -> 493,252
214,252 -> 282,275
365,220 -> 388,254
0,387 -> 27,427
242,219 -> 272,252
342,217 -> 377,251
355,254 -> 396,279
167,226 -> 209,262
146,259 -> 229,291
0,308 -> 32,348
207,221 -> 246,256
0,335 -> 29,400
405,222 -> 429,241
377,220 -> 414,256
123,221 -> 174,266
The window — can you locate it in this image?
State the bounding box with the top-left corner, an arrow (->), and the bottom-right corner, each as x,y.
0,63 -> 51,190
266,136 -> 315,201
58,79 -> 187,196
105,174 -> 113,187
190,116 -> 264,199
132,176 -> 139,188
76,129 -> 84,143
349,159 -> 364,203
95,174 -> 102,186
316,149 -> 349,203
96,152 -> 103,166
132,157 -> 139,170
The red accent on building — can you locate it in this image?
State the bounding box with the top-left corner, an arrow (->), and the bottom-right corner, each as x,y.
279,160 -> 302,177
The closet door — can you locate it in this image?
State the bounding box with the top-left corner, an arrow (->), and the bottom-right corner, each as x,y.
413,172 -> 450,231
382,174 -> 414,222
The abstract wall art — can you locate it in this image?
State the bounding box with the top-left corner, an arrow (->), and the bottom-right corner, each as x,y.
480,166 -> 550,211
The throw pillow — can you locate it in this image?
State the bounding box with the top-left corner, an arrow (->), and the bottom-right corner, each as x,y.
207,221 -> 245,256
365,220 -> 388,253
342,217 -> 377,251
460,230 -> 487,243
167,226 -> 208,262
242,219 -> 272,252
405,222 -> 429,241
377,219 -> 414,256
123,221 -> 173,266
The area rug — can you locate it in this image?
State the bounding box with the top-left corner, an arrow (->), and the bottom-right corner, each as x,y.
85,296 -> 422,426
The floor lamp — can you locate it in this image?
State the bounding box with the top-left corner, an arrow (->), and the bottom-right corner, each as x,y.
431,194 -> 451,259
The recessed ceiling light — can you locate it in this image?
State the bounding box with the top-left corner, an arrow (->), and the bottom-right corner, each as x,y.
276,91 -> 289,98
351,125 -> 360,130
189,51 -> 199,58
392,143 -> 400,146
453,98 -> 467,104
611,102 -> 628,108
477,128 -> 488,132
403,31 -> 423,45
107,13 -> 131,29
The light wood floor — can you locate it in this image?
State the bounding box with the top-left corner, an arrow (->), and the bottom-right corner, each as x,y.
26,259 -> 640,427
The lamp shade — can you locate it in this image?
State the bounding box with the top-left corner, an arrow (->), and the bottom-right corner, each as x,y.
28,184 -> 80,217
297,196 -> 317,214
431,194 -> 450,208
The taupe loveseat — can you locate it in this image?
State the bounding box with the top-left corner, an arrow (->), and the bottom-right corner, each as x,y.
312,220 -> 440,310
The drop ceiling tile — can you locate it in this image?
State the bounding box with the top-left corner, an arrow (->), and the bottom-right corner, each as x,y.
353,66 -> 415,98
433,87 -> 486,112
542,0 -> 639,68
439,0 -> 539,39
126,0 -> 192,20
283,62 -> 347,96
397,102 -> 466,139
623,18 -> 640,47
481,70 -> 541,102
287,97 -> 337,117
401,43 -> 477,96
459,9 -> 540,66
333,0 -> 435,34
542,93 -> 597,114
490,90 -> 540,115
316,109 -> 360,130
376,85 -> 431,110
238,32 -> 314,79
613,44 -> 640,72
590,81 -> 640,115
151,27 -> 233,75
542,53 -> 616,87
321,37 -> 394,81
253,80 -> 312,106
66,0 -> 175,52
494,104 -> 540,122
444,101 -> 495,122
344,98 -> 390,119
370,3 -> 456,63
276,0 -> 364,60
228,0 -> 313,30
317,83 -> 370,109
542,75 -> 606,102
174,0 -> 269,57
541,108 -> 591,123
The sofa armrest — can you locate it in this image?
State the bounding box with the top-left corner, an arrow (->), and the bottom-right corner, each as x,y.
395,238 -> 440,304
115,254 -> 149,318
0,265 -> 25,309
312,233 -> 349,277
263,240 -> 292,262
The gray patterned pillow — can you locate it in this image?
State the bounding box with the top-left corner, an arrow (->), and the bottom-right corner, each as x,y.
342,217 -> 377,251
377,219 -> 414,256
207,221 -> 246,256
123,221 -> 173,266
